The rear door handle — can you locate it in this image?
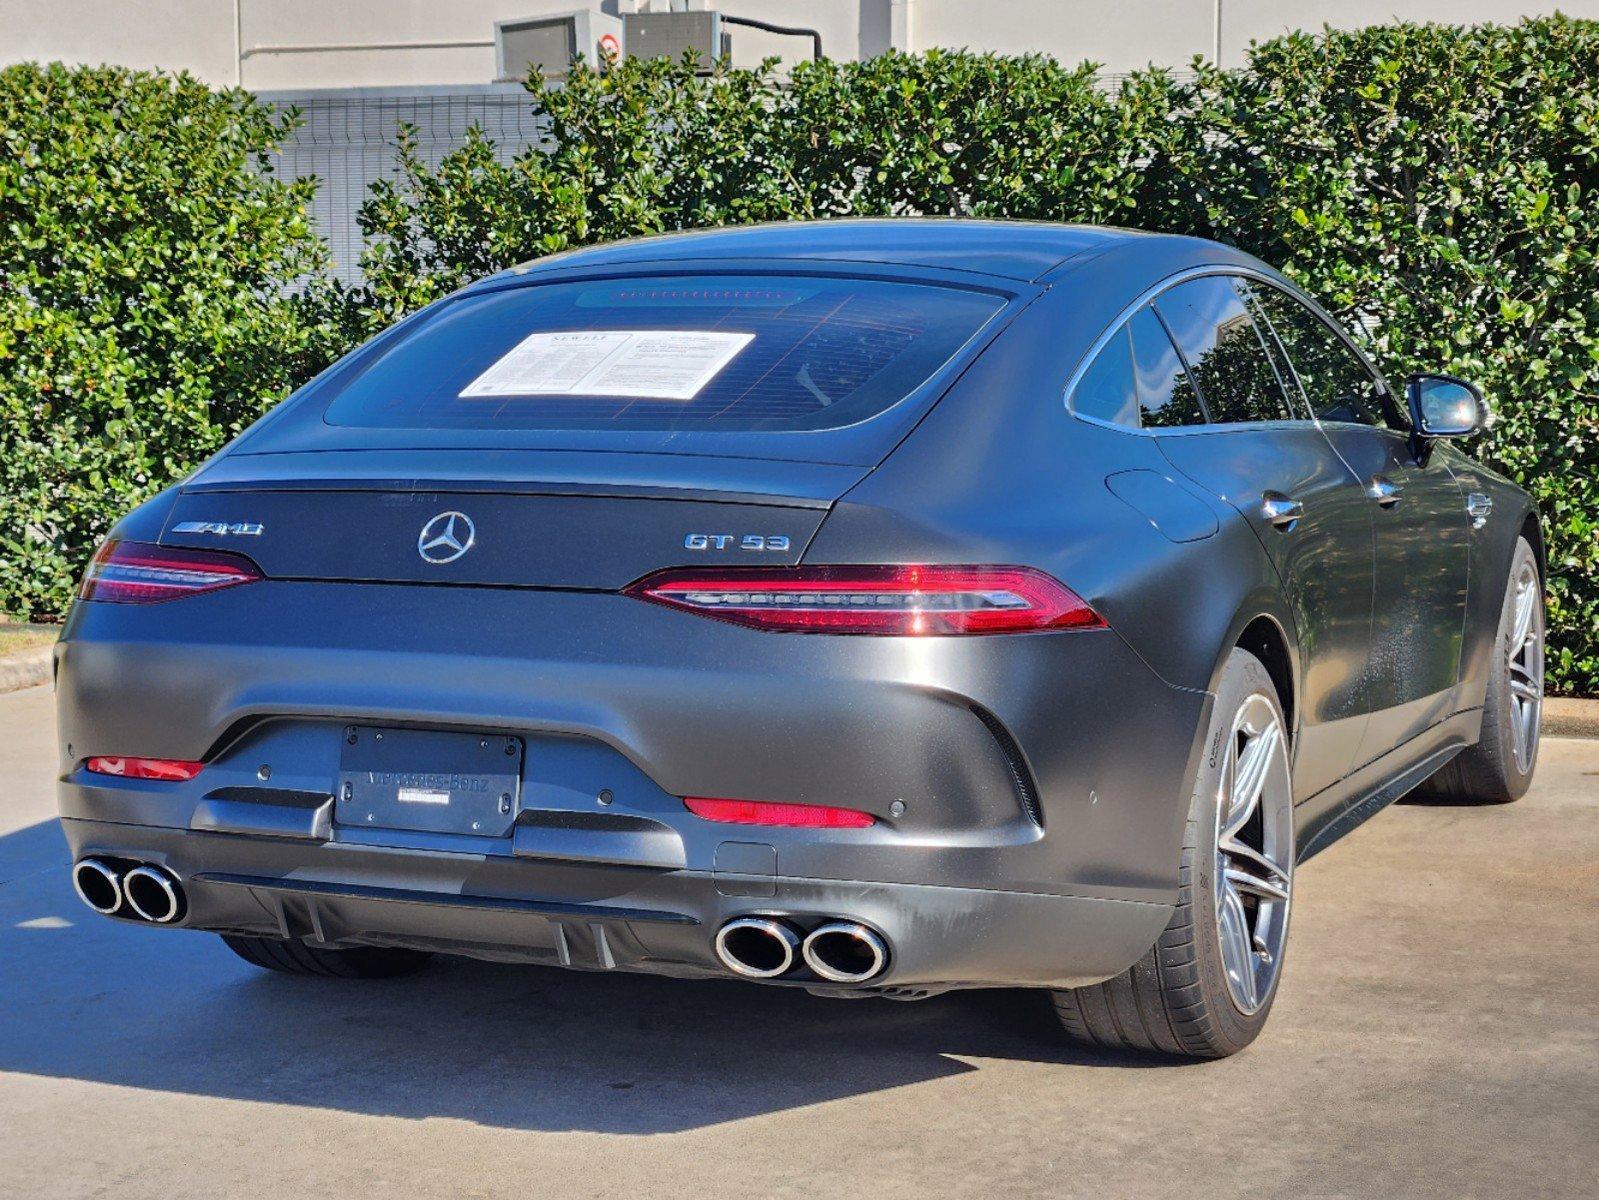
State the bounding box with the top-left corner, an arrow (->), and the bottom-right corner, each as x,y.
1260,492 -> 1305,529
1368,475 -> 1403,507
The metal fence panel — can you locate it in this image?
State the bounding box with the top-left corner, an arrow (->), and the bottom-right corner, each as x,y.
259,85 -> 551,283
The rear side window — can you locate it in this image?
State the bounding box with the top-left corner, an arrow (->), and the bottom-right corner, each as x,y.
1128,306 -> 1202,427
321,275 -> 1005,432
1236,280 -> 1303,403
1072,326 -> 1139,426
1249,285 -> 1396,428
1153,276 -> 1298,425
1071,304 -> 1203,428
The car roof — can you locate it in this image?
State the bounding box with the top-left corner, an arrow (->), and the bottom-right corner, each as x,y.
502,219 -> 1154,283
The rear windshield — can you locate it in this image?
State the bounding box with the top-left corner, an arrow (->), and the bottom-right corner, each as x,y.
321,274 -> 1006,432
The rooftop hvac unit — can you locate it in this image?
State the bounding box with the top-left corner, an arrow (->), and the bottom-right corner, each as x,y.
622,11 -> 729,70
495,11 -> 624,81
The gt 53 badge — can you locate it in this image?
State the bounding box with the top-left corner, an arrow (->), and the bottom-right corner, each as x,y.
683,534 -> 791,552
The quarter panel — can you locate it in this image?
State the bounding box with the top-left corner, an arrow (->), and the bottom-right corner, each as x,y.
811,285 -> 1282,697
1155,426 -> 1376,797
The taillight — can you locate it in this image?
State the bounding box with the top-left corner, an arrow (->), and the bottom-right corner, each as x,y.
78,540 -> 261,604
627,565 -> 1104,635
684,796 -> 876,828
85,756 -> 204,781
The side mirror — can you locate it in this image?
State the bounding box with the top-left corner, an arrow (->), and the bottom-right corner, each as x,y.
1406,374 -> 1489,439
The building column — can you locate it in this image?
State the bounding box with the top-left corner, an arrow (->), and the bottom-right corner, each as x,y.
891,0 -> 916,53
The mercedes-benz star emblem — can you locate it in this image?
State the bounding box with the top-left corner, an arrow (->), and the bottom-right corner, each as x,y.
417,511 -> 475,564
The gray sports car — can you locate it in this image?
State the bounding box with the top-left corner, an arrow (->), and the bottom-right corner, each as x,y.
57,220 -> 1543,1058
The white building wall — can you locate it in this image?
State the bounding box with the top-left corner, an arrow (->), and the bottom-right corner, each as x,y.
1216,0 -> 1599,65
1,0 -> 236,82
910,0 -> 1215,74
7,0 -> 1599,89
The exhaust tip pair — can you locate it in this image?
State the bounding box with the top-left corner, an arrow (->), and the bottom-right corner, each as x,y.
71,858 -> 185,924
714,917 -> 888,984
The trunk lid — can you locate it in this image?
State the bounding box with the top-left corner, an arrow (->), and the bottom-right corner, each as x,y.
164,449 -> 856,589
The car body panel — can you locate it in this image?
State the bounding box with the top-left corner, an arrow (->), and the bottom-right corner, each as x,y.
1316,424 -> 1472,764
159,488 -> 827,589
185,448 -> 866,508
498,218 -> 1130,283
56,578 -> 1204,906
1153,425 -> 1378,798
1434,442 -> 1540,714
58,817 -> 1174,990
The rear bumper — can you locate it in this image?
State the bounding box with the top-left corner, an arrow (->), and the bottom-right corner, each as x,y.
55,578 -> 1205,988
61,817 -> 1172,991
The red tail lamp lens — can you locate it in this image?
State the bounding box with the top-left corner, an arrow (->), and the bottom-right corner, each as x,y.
86,756 -> 204,782
684,796 -> 876,829
79,540 -> 261,604
628,565 -> 1103,635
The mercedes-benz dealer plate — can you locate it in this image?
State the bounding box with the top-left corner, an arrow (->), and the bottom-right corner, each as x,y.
335,726 -> 523,837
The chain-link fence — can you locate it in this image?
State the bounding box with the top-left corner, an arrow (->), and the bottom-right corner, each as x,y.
260,85 -> 552,284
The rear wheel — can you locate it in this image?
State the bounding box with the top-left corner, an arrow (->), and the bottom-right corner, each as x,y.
1413,536 -> 1543,804
1051,648 -> 1294,1059
221,934 -> 433,979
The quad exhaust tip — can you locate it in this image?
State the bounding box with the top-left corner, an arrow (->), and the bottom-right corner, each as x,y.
71,858 -> 123,915
71,858 -> 186,923
123,865 -> 185,924
715,916 -> 890,984
802,921 -> 889,984
714,917 -> 800,978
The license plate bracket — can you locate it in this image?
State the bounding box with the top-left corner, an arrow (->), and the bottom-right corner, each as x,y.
335,726 -> 523,837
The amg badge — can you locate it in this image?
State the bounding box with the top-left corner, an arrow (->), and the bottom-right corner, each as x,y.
171,521 -> 264,536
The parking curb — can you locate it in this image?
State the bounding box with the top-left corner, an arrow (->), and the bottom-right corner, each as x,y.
1545,696 -> 1599,739
0,647 -> 51,695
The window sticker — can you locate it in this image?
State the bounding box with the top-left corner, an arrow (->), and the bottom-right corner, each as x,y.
459,330 -> 755,401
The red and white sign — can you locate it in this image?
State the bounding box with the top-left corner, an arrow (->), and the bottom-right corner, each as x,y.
598,32 -> 621,58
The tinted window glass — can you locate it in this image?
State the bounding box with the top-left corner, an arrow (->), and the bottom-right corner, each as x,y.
1073,326 -> 1140,426
1250,286 -> 1393,427
1236,280 -> 1302,408
1128,306 -> 1205,427
1153,276 -> 1295,424
322,275 -> 1004,432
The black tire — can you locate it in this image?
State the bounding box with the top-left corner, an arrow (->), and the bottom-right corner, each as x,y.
221,934 -> 433,979
1051,648 -> 1293,1059
1411,536 -> 1543,804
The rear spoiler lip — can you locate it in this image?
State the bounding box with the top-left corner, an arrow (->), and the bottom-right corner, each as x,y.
181,478 -> 836,511
181,448 -> 869,510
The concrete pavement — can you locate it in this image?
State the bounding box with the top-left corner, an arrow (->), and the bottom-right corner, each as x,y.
1,682 -> 1595,1200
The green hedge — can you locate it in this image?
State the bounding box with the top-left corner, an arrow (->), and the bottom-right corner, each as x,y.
5,19 -> 1599,691
0,63 -> 348,617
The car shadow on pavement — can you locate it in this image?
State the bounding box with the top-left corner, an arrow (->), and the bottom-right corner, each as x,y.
0,819 -> 1188,1134
0,815 -> 69,887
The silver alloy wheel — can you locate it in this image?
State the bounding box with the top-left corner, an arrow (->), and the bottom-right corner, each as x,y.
1213,693 -> 1294,1016
1508,560 -> 1545,774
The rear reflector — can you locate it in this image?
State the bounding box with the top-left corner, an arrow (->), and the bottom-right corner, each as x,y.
79,540 -> 261,604
627,565 -> 1103,635
684,796 -> 875,828
86,756 -> 204,782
